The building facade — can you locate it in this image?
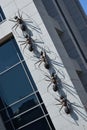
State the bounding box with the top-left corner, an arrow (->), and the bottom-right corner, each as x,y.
0,0 -> 87,130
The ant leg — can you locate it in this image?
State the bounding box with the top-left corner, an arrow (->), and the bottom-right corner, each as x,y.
59,104 -> 64,112
47,82 -> 52,91
24,19 -> 33,23
15,23 -> 19,31
45,75 -> 51,79
55,103 -> 62,105
45,79 -> 51,81
9,19 -> 16,22
18,41 -> 26,43
20,42 -> 26,46
12,23 -> 18,30
38,60 -> 43,67
23,43 -> 28,52
55,98 -> 61,103
18,10 -> 21,18
35,59 -> 42,65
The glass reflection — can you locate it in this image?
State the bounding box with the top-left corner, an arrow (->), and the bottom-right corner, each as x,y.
0,38 -> 20,73
7,94 -> 39,118
12,106 -> 44,129
0,64 -> 33,105
20,117 -> 51,130
23,62 -> 37,91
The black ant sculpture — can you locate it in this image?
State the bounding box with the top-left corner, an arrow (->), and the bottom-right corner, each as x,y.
19,34 -> 34,52
35,50 -> 50,69
55,96 -> 72,114
9,11 -> 28,34
45,72 -> 59,91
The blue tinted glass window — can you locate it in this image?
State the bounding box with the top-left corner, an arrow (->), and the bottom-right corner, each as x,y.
23,62 -> 37,91
0,38 -> 23,73
0,64 -> 33,105
7,94 -> 39,118
36,92 -> 43,103
0,6 -> 5,22
0,97 -> 5,110
20,117 -> 51,130
0,37 -> 55,130
12,106 -> 44,129
5,122 -> 14,130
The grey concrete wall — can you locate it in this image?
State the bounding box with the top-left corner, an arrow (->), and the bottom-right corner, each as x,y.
0,0 -> 87,130
41,0 -> 87,92
63,0 -> 87,45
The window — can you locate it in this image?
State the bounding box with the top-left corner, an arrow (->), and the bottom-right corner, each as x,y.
0,6 -> 6,23
79,0 -> 87,14
0,36 -> 55,130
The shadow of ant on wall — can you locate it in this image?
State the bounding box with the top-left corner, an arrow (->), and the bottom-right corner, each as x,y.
54,95 -> 87,126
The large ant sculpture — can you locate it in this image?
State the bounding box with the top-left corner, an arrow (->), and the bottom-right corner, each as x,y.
55,96 -> 72,114
35,50 -> 50,69
45,72 -> 59,91
9,11 -> 28,34
19,34 -> 34,52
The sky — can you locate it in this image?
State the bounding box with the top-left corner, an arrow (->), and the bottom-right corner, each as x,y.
79,0 -> 87,14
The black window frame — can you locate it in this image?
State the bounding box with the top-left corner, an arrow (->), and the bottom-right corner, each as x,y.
0,35 -> 55,130
0,6 -> 6,23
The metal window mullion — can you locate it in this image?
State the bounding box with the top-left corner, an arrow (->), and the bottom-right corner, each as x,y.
0,60 -> 24,75
34,92 -> 52,130
0,97 -> 15,130
5,102 -> 44,123
17,52 -> 37,93
17,114 -> 49,130
0,90 -> 38,112
0,13 -> 3,21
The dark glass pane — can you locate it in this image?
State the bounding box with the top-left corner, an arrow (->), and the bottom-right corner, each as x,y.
47,115 -> 55,130
5,122 -> 14,130
23,62 -> 37,91
8,94 -> 39,118
36,92 -> 43,103
0,97 -> 4,110
12,106 -> 44,129
20,117 -> 51,130
0,64 -> 33,105
41,104 -> 48,114
0,38 -> 20,73
0,6 -> 5,22
0,15 -> 2,22
0,109 -> 9,122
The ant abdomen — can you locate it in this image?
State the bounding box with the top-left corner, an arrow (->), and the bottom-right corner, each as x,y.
53,84 -> 58,92
44,63 -> 50,69
29,45 -> 33,52
20,24 -> 26,31
64,107 -> 71,114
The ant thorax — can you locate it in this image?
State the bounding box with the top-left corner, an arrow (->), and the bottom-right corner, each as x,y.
28,38 -> 32,44
51,74 -> 57,82
62,99 -> 67,106
17,18 -> 23,24
42,56 -> 46,62
40,52 -> 45,60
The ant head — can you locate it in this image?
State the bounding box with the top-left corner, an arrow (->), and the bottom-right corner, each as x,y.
60,95 -> 65,100
14,16 -> 18,20
25,34 -> 29,39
